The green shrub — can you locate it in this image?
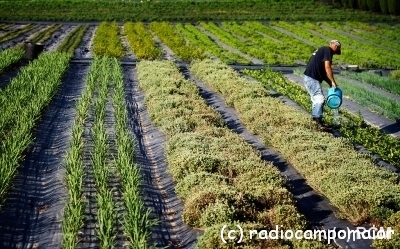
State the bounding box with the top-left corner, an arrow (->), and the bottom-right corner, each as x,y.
367,0 -> 382,11
372,211 -> 400,249
267,204 -> 308,231
182,186 -> 240,227
388,0 -> 400,14
371,206 -> 395,221
379,0 -> 389,13
233,167 -> 286,192
233,168 -> 295,208
175,172 -> 229,200
168,149 -> 227,181
389,69 -> 400,80
198,201 -> 235,227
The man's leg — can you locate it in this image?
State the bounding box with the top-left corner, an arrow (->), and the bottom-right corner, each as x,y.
303,75 -> 325,122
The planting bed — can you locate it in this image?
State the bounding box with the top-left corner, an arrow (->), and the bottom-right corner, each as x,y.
179,64 -> 372,249
1,20 -> 400,249
0,63 -> 85,248
123,64 -> 200,248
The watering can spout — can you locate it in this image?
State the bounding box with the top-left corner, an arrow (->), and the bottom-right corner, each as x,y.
326,87 -> 343,109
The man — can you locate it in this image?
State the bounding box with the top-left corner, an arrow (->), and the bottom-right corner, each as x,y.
303,40 -> 341,127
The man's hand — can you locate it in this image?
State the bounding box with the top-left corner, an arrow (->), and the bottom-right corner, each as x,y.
325,61 -> 338,88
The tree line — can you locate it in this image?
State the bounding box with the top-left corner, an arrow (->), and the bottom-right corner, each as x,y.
332,0 -> 400,15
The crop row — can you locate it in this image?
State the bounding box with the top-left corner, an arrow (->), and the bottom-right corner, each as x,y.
342,21 -> 400,41
250,68 -> 400,249
218,21 -> 295,65
0,48 -> 24,73
222,21 -> 313,65
0,23 -> 38,43
93,22 -> 124,58
136,60 -> 331,248
57,25 -> 89,55
149,22 -> 205,61
62,57 -> 154,248
0,51 -> 70,208
299,21 -> 398,68
323,21 -> 400,52
0,23 -> 13,30
198,21 -> 273,64
269,21 -> 394,68
2,21 -> 398,70
241,21 -> 315,62
61,55 -> 94,249
259,20 -> 363,66
197,21 -> 314,65
190,59 -> 400,247
244,68 -> 400,166
110,58 -> 156,248
332,79 -> 400,122
340,70 -> 400,96
123,22 -> 162,60
175,23 -> 250,64
191,21 -> 400,68
90,57 -> 116,248
25,24 -> 62,45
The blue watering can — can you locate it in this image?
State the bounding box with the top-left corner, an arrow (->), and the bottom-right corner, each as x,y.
326,87 -> 342,109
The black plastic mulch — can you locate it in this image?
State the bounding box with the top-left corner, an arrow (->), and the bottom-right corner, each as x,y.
124,65 -> 202,249
0,63 -> 87,249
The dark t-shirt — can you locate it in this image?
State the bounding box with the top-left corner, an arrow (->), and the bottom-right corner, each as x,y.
304,46 -> 333,83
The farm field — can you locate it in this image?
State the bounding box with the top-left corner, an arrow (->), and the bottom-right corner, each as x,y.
0,18 -> 400,249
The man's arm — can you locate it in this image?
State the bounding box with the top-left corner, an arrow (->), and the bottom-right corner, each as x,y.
324,60 -> 337,88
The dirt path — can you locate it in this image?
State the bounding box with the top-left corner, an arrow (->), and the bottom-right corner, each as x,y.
0,63 -> 87,249
180,65 -> 373,249
124,65 -> 201,248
